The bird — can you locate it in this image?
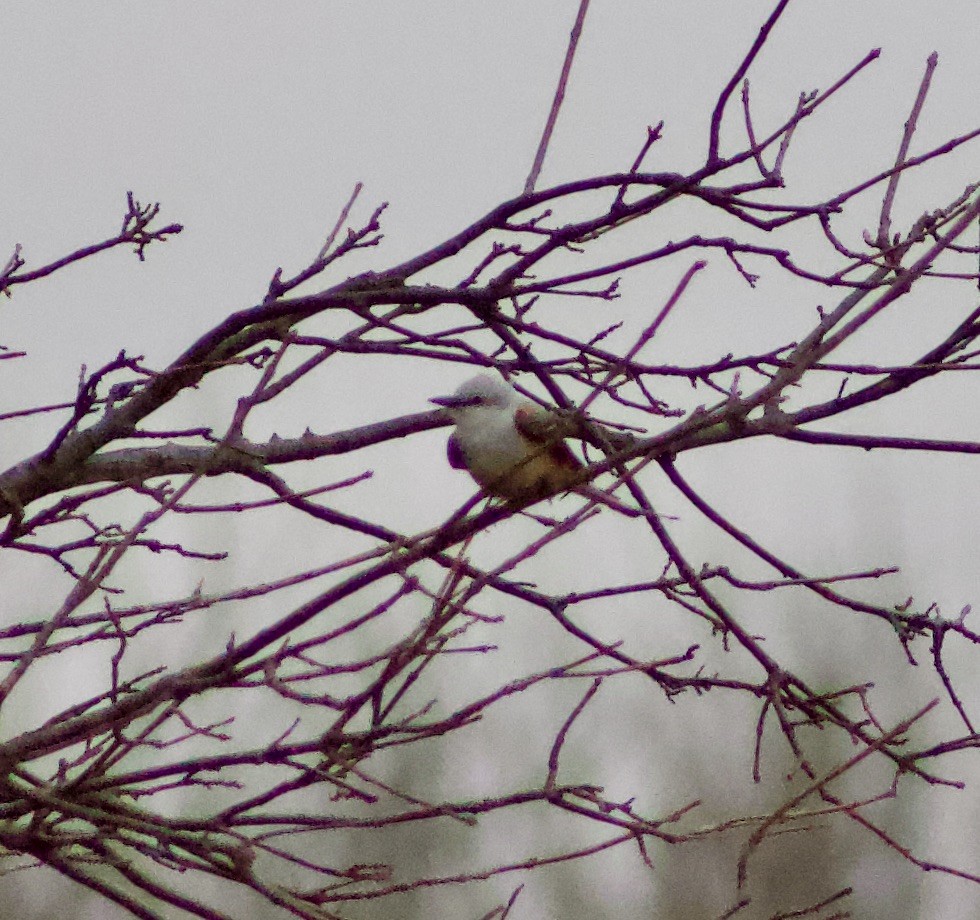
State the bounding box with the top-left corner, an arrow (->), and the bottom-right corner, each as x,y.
431,373 -> 637,513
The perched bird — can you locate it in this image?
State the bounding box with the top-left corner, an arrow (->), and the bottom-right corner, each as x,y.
431,373 -> 636,513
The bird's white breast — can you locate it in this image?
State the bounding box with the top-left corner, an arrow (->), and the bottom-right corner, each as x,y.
452,404 -> 575,498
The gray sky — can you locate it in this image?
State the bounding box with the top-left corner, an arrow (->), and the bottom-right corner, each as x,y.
1,4 -> 979,918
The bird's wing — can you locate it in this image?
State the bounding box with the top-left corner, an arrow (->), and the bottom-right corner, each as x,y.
446,432 -> 469,470
513,404 -> 582,471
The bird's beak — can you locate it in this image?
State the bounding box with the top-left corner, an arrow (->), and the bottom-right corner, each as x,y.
430,394 -> 478,408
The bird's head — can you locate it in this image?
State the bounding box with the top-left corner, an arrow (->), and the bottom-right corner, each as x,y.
430,374 -> 514,419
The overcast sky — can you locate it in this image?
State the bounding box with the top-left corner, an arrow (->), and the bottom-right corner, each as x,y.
1,4 -> 978,918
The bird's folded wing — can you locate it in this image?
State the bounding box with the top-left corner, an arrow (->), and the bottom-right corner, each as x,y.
513,405 -> 582,472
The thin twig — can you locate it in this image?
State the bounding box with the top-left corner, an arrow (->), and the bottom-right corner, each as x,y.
524,0 -> 591,193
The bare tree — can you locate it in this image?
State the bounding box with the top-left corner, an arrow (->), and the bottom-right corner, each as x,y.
1,4 -> 979,919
